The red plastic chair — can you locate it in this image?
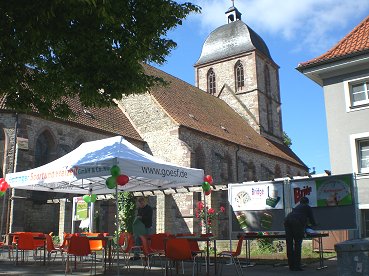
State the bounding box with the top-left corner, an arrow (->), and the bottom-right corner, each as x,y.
165,237 -> 197,276
218,235 -> 244,276
44,234 -> 64,263
0,238 -> 14,261
65,235 -> 94,275
140,235 -> 164,271
59,232 -> 70,252
16,232 -> 39,264
118,232 -> 136,270
87,234 -> 104,271
149,233 -> 169,253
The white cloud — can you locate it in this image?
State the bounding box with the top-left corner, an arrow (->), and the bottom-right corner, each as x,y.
190,0 -> 369,53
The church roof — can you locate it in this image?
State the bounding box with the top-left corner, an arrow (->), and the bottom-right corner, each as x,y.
298,15 -> 369,68
145,65 -> 306,168
195,20 -> 272,66
0,96 -> 143,142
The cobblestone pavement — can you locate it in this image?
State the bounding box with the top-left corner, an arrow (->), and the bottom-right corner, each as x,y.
0,252 -> 338,276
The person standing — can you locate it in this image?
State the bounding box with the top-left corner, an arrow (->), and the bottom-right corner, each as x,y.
131,196 -> 153,260
284,196 -> 317,271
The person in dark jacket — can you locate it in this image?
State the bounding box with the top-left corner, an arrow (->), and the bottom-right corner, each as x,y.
284,196 -> 317,271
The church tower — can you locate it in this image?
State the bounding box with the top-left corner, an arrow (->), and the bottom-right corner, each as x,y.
194,5 -> 283,144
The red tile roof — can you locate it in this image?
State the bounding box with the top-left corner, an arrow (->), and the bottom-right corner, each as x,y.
0,95 -> 143,142
145,65 -> 306,168
298,15 -> 369,68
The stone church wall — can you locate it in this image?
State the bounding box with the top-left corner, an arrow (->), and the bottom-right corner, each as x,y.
0,112 -> 144,235
118,93 -> 192,167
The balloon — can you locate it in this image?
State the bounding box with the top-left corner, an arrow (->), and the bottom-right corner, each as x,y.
90,194 -> 97,203
83,195 -> 91,203
0,191 -> 5,197
204,175 -> 213,184
110,165 -> 121,177
106,176 -> 117,189
0,183 -> 6,192
202,181 -> 211,192
116,174 -> 129,186
205,189 -> 212,196
0,180 -> 9,192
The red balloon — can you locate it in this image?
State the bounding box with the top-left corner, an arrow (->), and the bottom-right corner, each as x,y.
0,180 -> 9,192
205,189 -> 212,196
116,174 -> 129,186
204,175 -> 213,184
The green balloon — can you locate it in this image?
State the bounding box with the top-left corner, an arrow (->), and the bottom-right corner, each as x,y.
202,181 -> 211,192
106,176 -> 117,189
0,191 -> 4,197
83,195 -> 91,203
110,165 -> 121,177
90,194 -> 97,203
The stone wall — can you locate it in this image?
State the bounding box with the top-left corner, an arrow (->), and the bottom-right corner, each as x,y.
117,93 -> 192,167
0,112 -> 144,236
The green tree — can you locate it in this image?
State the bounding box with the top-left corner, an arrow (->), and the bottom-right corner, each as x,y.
116,191 -> 136,234
283,131 -> 292,147
0,0 -> 200,118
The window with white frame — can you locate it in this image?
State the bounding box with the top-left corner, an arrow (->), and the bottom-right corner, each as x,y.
358,139 -> 369,173
350,81 -> 369,107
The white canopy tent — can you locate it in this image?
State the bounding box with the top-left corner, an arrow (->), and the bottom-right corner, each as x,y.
6,136 -> 204,194
6,136 -> 205,275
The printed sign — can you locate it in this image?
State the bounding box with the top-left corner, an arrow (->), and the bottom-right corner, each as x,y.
230,182 -> 284,211
74,197 -> 89,221
290,175 -> 353,207
290,180 -> 318,207
315,175 -> 352,206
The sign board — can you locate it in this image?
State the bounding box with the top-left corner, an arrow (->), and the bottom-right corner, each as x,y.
229,174 -> 357,233
290,174 -> 353,207
229,181 -> 285,232
290,174 -> 355,230
73,197 -> 89,221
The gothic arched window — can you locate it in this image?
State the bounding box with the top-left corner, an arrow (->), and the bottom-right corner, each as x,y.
35,130 -> 55,167
274,164 -> 282,178
193,145 -> 206,171
207,69 -> 216,95
264,65 -> 273,133
235,61 -> 244,91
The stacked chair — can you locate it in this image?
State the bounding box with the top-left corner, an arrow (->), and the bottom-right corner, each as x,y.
44,233 -> 64,263
15,232 -> 40,264
165,237 -> 198,276
64,235 -> 95,275
217,235 -> 244,276
117,232 -> 136,270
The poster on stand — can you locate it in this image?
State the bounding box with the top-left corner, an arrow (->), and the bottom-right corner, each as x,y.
73,196 -> 89,221
229,181 -> 285,232
290,174 -> 353,208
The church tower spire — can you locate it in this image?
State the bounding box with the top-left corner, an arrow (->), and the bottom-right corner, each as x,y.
194,5 -> 284,145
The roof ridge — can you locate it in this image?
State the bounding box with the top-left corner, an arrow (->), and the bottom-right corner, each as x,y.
298,14 -> 369,68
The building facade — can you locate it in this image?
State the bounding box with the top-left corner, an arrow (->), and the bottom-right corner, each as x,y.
297,15 -> 369,237
0,5 -> 307,239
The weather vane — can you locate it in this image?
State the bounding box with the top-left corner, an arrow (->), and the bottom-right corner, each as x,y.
231,0 -> 235,7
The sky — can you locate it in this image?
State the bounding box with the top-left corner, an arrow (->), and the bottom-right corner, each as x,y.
152,0 -> 369,174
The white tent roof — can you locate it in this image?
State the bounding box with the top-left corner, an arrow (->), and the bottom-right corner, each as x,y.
6,136 -> 204,194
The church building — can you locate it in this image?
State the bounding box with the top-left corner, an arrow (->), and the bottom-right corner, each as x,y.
0,5 -> 307,238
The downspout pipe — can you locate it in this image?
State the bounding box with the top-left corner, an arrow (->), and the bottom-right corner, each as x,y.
229,145 -> 240,251
6,113 -> 18,234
